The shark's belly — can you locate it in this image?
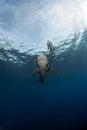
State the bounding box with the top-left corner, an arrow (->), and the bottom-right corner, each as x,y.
37,54 -> 48,67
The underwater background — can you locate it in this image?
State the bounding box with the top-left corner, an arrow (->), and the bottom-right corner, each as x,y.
0,29 -> 87,130
0,0 -> 87,130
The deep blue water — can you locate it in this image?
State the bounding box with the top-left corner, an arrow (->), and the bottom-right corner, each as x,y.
0,31 -> 87,130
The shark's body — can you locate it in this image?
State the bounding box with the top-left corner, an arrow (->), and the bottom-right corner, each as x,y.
29,54 -> 57,83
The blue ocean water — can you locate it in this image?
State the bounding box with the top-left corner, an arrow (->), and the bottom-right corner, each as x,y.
0,31 -> 87,130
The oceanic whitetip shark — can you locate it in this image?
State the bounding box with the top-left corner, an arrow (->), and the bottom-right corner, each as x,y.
29,54 -> 57,83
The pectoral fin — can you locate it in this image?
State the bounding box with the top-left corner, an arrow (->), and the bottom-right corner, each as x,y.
28,68 -> 39,77
47,66 -> 58,74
